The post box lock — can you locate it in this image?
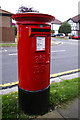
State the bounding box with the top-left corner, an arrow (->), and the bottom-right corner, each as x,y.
46,60 -> 50,64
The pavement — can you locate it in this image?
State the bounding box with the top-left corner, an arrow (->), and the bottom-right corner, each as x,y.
37,98 -> 79,119
0,70 -> 80,119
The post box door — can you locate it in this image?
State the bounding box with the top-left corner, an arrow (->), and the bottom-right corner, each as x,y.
32,34 -> 51,91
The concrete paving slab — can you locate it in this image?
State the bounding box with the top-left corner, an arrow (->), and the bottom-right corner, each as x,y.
57,98 -> 79,119
60,72 -> 79,80
50,77 -> 62,84
37,110 -> 64,119
0,86 -> 18,95
50,72 -> 80,84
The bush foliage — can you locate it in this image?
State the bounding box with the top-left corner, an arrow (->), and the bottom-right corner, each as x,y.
58,22 -> 71,36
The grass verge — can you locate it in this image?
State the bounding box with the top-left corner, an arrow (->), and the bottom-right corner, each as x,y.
51,37 -> 68,40
0,43 -> 17,47
2,78 -> 80,119
50,77 -> 79,108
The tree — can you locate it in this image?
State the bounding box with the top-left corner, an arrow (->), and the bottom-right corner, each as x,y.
17,6 -> 39,13
58,22 -> 71,36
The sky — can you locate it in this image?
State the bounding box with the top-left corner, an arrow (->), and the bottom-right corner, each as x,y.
0,0 -> 80,22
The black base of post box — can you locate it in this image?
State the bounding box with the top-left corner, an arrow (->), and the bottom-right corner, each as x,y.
18,86 -> 50,115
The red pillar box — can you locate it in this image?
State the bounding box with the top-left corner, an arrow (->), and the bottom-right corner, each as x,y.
12,13 -> 55,114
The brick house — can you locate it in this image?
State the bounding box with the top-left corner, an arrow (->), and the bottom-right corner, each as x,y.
0,9 -> 15,42
67,14 -> 80,36
51,19 -> 62,34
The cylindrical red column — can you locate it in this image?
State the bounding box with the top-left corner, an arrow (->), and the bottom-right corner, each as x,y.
12,13 -> 55,114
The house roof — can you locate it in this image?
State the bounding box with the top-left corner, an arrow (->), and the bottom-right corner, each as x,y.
0,8 -> 14,16
51,18 -> 62,24
67,14 -> 80,23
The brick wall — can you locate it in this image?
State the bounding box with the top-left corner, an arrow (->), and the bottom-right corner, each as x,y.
0,16 -> 11,27
0,27 -> 15,42
0,9 -> 15,42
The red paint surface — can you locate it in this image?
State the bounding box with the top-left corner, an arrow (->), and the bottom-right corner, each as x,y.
12,13 -> 55,91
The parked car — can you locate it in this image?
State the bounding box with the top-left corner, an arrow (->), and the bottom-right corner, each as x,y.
56,33 -> 65,38
51,33 -> 65,38
51,34 -> 57,37
72,35 -> 80,39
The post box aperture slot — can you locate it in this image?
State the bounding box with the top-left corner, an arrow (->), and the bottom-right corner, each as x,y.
32,28 -> 50,32
36,36 -> 45,51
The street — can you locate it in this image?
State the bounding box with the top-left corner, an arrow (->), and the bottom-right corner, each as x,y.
1,39 -> 79,84
51,38 -> 79,74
